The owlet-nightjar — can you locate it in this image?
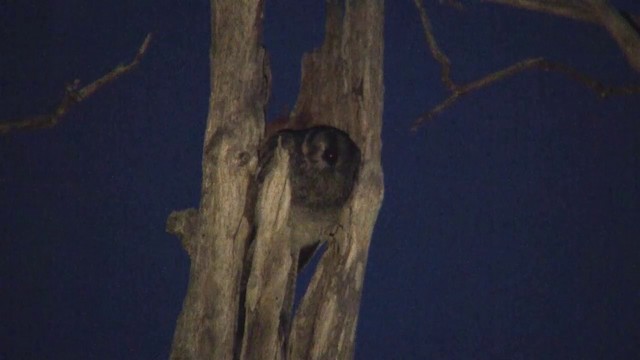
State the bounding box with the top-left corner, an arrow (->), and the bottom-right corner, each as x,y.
257,125 -> 361,267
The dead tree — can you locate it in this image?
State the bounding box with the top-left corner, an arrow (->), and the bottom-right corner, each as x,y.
166,0 -> 384,359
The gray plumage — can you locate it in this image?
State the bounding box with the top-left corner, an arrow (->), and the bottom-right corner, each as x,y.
257,125 -> 361,259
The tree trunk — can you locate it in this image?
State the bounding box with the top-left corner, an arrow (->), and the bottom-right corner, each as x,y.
168,0 -> 267,358
287,1 -> 384,358
167,0 -> 383,358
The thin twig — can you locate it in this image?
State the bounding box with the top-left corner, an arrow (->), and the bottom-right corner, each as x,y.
587,0 -> 640,72
0,33 -> 153,135
412,57 -> 640,130
413,0 -> 455,91
439,0 -> 465,11
484,0 -> 640,72
483,0 -> 595,23
411,0 -> 640,131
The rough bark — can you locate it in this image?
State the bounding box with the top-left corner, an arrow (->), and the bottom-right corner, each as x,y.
169,0 -> 268,359
240,145 -> 294,360
288,1 -> 384,359
168,0 -> 383,359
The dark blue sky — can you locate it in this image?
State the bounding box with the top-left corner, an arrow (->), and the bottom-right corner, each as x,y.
1,1 -> 639,359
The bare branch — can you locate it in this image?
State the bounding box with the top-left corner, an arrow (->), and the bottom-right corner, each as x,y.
483,0 -> 595,22
484,0 -> 640,72
413,0 -> 455,90
411,0 -> 640,130
0,33 -> 153,135
587,0 -> 640,73
412,57 -> 640,130
439,0 -> 465,11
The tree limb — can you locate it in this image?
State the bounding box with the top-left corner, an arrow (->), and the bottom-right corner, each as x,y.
483,0 -> 596,22
411,0 -> 640,130
168,0 -> 268,358
288,1 -> 385,359
484,0 -> 640,72
0,34 -> 153,135
241,143 -> 294,360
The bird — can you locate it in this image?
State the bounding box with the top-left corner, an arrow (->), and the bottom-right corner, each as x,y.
256,125 -> 361,268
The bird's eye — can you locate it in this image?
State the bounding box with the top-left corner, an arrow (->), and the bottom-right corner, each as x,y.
323,148 -> 338,165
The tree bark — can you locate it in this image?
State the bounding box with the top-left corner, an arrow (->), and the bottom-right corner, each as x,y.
288,1 -> 384,359
168,0 -> 383,359
169,0 -> 268,359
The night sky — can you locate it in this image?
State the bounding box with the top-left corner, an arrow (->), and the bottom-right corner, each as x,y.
2,1 -> 639,359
